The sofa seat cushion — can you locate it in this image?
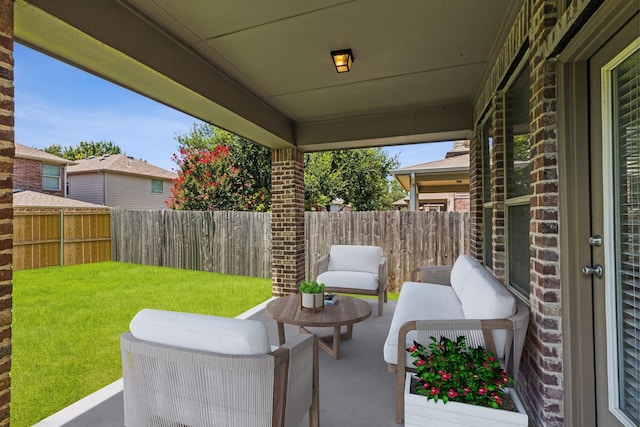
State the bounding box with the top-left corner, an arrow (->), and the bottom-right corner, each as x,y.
327,245 -> 383,274
130,309 -> 272,355
317,270 -> 379,291
383,282 -> 463,366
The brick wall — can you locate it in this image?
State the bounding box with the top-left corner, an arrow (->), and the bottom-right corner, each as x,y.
13,158 -> 65,197
0,0 -> 12,424
469,127 -> 483,259
491,92 -> 506,283
523,0 -> 563,425
271,148 -> 305,296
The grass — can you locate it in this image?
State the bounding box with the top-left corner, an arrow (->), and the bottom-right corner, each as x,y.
11,262 -> 272,427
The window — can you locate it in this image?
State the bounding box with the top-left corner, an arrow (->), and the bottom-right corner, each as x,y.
42,164 -> 61,191
505,65 -> 531,297
151,179 -> 164,193
482,117 -> 494,269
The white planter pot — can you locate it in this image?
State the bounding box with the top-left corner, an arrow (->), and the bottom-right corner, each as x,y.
301,292 -> 323,310
404,374 -> 528,427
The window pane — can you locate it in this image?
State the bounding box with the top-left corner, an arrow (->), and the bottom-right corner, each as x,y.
42,176 -> 60,190
484,206 -> 493,269
42,164 -> 60,177
506,67 -> 531,198
151,179 -> 163,193
508,204 -> 530,295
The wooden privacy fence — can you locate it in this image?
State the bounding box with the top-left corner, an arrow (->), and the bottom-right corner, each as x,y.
13,208 -> 112,270
111,209 -> 271,278
112,209 -> 469,292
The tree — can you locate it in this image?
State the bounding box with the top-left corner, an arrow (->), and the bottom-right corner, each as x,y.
304,148 -> 400,211
44,140 -> 122,160
168,124 -> 271,211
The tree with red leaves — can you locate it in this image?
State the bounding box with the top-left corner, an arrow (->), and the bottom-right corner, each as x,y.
167,125 -> 270,211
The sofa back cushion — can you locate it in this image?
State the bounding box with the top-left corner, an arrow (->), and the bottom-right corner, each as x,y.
459,267 -> 516,320
449,255 -> 481,297
130,309 -> 272,355
328,245 -> 383,274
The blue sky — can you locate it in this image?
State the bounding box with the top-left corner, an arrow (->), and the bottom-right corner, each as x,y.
14,44 -> 452,172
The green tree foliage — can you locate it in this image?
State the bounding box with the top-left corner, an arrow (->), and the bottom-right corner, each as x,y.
168,124 -> 271,211
44,140 -> 122,160
304,148 -> 400,211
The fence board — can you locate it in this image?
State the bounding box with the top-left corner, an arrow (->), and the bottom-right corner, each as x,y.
14,209 -> 111,270
112,210 -> 468,291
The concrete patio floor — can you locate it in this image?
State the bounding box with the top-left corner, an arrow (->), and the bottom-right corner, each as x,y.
36,298 -> 400,427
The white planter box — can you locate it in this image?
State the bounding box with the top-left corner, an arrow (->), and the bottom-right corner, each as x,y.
300,292 -> 323,310
404,374 -> 528,427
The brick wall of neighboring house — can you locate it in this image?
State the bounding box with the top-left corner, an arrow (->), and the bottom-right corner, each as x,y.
454,195 -> 470,213
0,0 -> 12,424
13,158 -> 65,197
271,148 -> 305,296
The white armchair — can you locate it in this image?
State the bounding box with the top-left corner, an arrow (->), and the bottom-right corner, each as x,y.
121,309 -> 319,427
315,245 -> 387,315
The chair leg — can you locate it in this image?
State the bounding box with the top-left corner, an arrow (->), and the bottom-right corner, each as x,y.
378,293 -> 384,316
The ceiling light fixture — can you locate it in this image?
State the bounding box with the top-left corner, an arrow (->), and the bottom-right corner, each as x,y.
331,49 -> 354,73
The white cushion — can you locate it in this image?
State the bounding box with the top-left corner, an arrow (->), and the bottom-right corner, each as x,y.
130,309 -> 272,355
449,254 -> 481,298
383,282 -> 463,366
317,270 -> 379,291
328,245 -> 383,274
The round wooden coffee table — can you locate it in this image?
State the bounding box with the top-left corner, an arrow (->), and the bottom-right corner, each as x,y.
266,295 -> 372,359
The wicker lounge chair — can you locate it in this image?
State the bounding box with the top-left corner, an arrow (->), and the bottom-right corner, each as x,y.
121,309 -> 319,427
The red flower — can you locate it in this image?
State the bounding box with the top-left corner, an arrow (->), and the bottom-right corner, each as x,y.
416,360 -> 426,367
478,387 -> 488,395
447,389 -> 458,398
430,387 -> 440,396
409,345 -> 417,352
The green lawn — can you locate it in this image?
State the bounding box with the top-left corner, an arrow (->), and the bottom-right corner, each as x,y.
11,262 -> 272,427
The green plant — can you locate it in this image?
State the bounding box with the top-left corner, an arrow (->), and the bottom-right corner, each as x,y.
299,280 -> 325,294
407,336 -> 512,409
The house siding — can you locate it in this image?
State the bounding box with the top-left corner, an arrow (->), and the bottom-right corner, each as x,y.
13,157 -> 66,197
68,173 -> 105,206
104,173 -> 170,210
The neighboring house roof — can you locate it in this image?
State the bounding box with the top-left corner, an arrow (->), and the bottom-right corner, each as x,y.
13,190 -> 107,209
67,154 -> 177,180
393,152 -> 470,174
14,143 -> 77,165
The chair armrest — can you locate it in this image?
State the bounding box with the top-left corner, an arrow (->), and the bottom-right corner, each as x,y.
314,255 -> 330,279
378,256 -> 387,291
411,265 -> 453,285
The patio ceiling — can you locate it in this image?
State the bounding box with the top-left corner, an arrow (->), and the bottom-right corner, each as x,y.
14,0 -> 523,151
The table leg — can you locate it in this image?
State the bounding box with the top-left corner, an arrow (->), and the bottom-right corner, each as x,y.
331,326 -> 341,359
276,321 -> 285,345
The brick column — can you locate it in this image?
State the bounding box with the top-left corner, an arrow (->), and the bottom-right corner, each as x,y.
271,148 -> 305,296
468,126 -> 483,260
491,92 -> 506,283
0,0 -> 12,425
523,1 -> 563,426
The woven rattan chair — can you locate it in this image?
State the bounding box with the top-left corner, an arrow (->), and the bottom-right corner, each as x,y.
121,309 -> 319,427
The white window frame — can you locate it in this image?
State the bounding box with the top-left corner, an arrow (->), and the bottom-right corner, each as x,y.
42,163 -> 61,191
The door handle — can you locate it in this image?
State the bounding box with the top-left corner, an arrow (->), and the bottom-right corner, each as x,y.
582,264 -> 603,278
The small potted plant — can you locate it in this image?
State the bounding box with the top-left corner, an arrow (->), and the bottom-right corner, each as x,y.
404,336 -> 528,426
299,280 -> 325,311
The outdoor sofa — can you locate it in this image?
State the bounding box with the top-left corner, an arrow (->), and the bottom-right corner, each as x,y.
121,309 -> 319,427
383,254 -> 529,423
315,244 -> 387,315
